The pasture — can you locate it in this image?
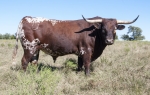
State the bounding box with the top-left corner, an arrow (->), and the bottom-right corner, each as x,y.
0,39 -> 150,95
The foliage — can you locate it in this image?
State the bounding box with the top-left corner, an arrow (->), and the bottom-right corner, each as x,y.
2,65 -> 60,95
64,58 -> 77,69
0,33 -> 16,39
121,34 -> 129,41
121,26 -> 145,41
0,34 -> 3,39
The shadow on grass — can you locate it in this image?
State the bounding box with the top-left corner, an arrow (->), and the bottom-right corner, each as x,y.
37,63 -> 64,72
10,58 -> 79,73
10,63 -> 64,72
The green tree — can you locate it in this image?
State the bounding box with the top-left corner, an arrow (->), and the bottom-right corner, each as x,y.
121,26 -> 145,41
115,34 -> 118,40
10,34 -> 16,39
0,34 -> 3,39
3,33 -> 11,39
121,34 -> 129,41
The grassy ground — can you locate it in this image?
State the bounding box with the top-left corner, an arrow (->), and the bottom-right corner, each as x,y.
0,39 -> 150,95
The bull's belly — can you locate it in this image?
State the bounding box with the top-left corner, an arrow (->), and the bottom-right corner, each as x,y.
41,48 -> 79,57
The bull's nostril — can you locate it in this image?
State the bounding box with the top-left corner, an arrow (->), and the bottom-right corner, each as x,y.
106,39 -> 110,43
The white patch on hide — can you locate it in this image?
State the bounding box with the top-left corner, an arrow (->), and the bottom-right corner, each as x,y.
25,17 -> 63,26
80,47 -> 86,55
23,38 -> 40,54
25,17 -> 49,23
17,20 -> 25,39
49,19 -> 62,26
41,43 -> 49,48
88,48 -> 91,51
32,60 -> 37,64
114,30 -> 116,33
33,54 -> 37,56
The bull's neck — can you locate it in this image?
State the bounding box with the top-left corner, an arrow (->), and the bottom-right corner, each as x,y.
91,30 -> 107,61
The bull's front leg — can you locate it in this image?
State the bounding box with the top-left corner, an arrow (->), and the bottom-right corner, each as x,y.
30,50 -> 40,65
22,49 -> 34,71
82,50 -> 92,75
83,56 -> 91,75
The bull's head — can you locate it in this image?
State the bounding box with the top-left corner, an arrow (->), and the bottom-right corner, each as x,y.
82,15 -> 139,45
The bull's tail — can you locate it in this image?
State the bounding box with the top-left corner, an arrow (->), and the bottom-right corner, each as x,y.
12,30 -> 19,65
12,22 -> 21,65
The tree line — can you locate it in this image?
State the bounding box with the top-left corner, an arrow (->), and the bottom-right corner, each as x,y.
0,33 -> 16,39
121,26 -> 145,41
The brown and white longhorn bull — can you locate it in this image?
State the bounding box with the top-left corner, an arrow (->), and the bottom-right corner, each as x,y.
12,15 -> 139,75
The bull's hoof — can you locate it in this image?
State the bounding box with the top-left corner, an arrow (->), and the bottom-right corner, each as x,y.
76,68 -> 83,74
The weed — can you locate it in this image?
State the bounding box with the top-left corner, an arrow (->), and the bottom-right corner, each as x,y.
64,58 -> 77,70
1,43 -> 5,47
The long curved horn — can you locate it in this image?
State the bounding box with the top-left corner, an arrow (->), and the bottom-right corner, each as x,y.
117,15 -> 139,24
82,15 -> 102,23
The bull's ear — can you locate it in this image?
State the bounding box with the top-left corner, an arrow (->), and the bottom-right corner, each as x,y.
93,23 -> 101,29
117,25 -> 125,30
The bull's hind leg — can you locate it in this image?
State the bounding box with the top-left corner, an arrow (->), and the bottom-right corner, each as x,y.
30,50 -> 40,65
52,56 -> 58,63
21,49 -> 34,71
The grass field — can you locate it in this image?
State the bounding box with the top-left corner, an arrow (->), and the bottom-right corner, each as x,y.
0,39 -> 150,95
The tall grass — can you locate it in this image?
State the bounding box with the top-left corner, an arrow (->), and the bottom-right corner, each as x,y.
0,40 -> 150,95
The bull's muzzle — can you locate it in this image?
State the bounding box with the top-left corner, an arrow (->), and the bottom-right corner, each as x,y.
105,39 -> 114,45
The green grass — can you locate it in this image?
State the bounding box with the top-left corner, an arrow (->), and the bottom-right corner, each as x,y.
11,66 -> 60,95
0,40 -> 150,95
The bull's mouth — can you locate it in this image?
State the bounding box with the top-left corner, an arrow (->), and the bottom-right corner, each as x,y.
106,42 -> 114,45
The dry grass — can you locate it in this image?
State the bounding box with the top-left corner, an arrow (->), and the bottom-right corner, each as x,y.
0,39 -> 150,95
